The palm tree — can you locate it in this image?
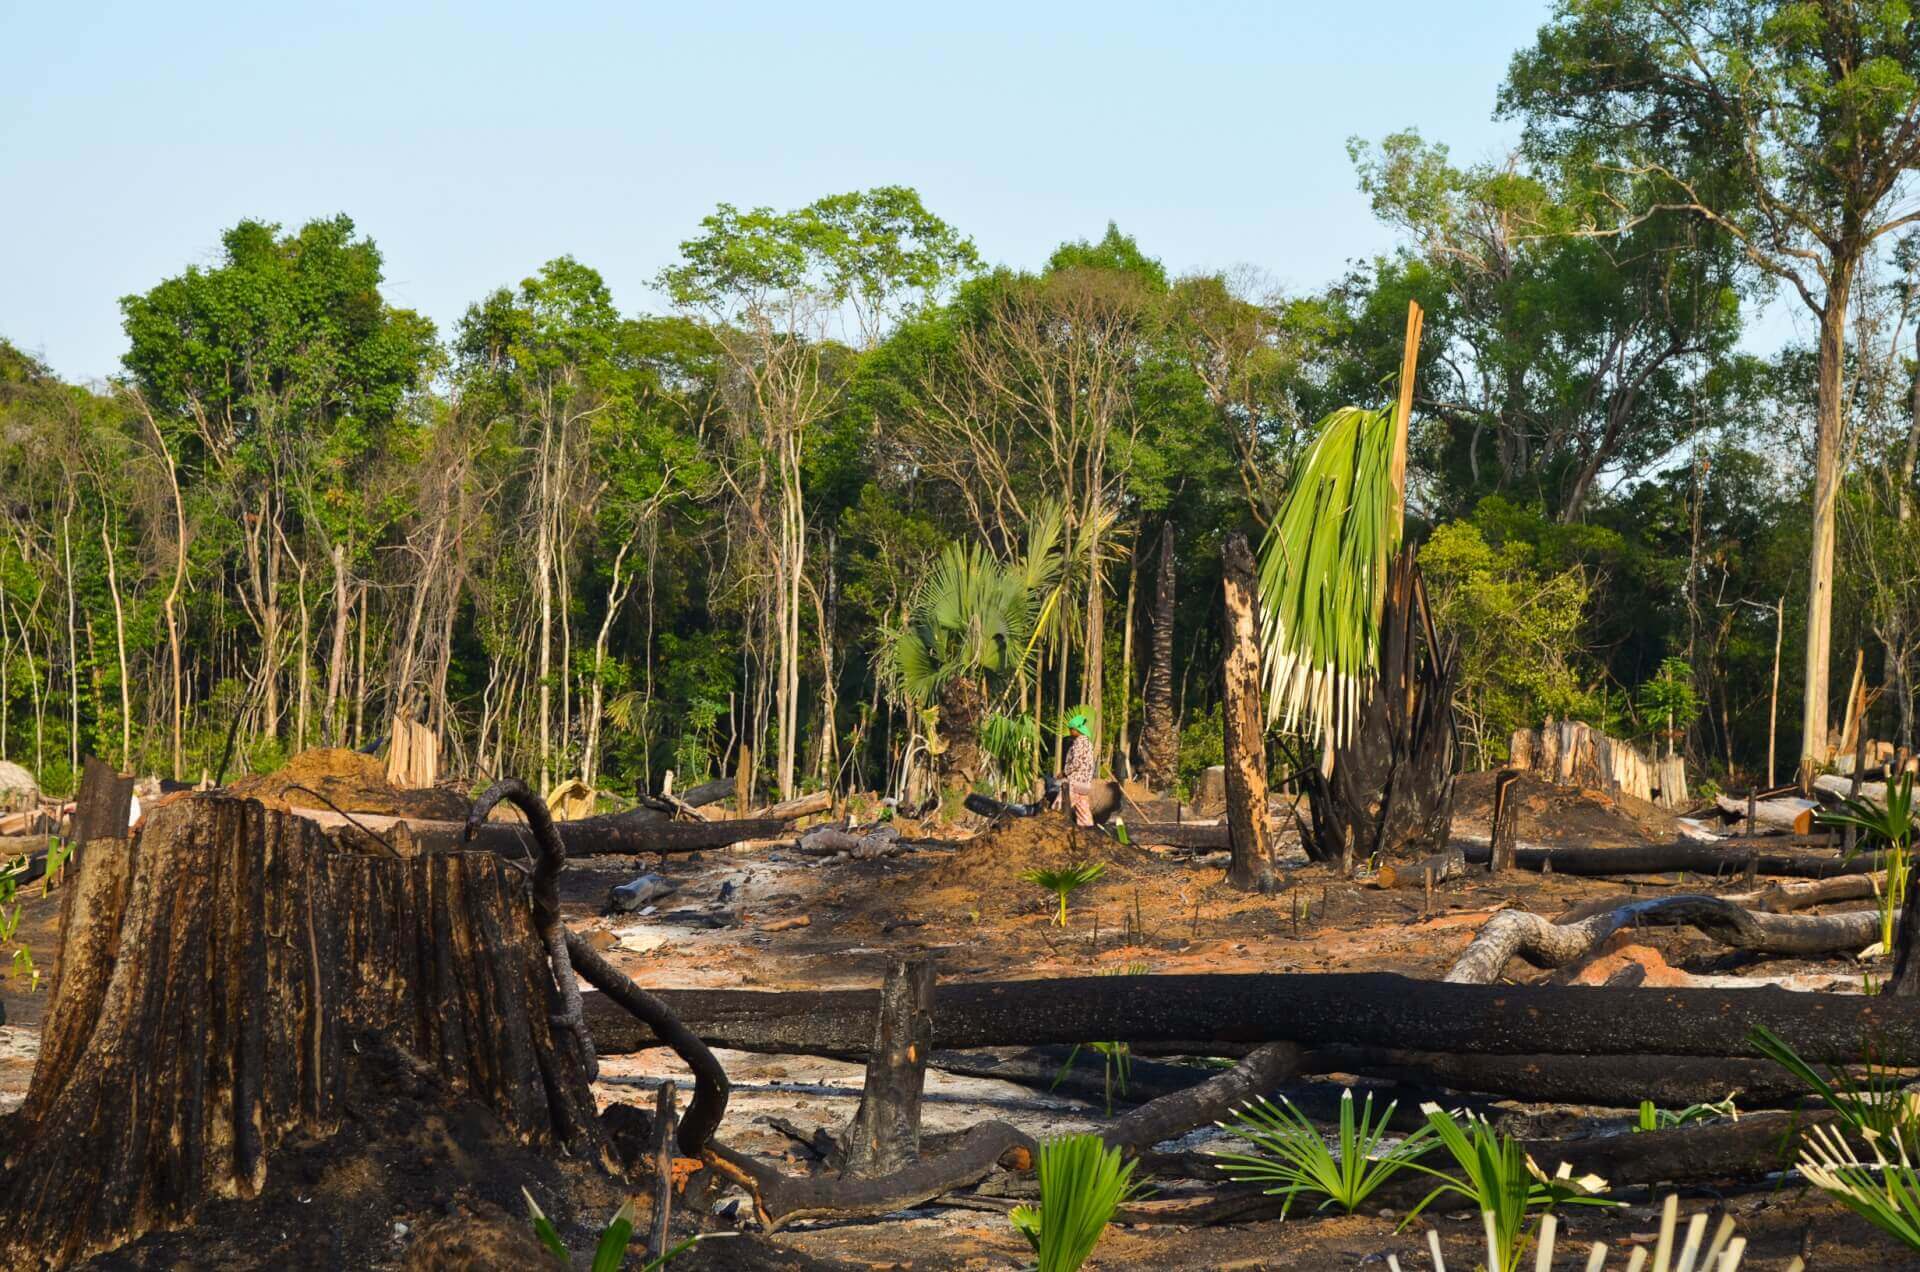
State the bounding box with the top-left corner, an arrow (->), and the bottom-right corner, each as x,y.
887,513 -> 1063,788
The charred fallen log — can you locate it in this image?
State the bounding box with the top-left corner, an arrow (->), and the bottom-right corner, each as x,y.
582,971 -> 1920,1064
1459,838 -> 1905,879
452,813 -> 787,858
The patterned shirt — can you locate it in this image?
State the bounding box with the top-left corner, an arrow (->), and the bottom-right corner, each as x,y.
1065,733 -> 1095,787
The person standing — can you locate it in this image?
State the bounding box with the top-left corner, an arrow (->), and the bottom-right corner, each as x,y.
1062,711 -> 1095,828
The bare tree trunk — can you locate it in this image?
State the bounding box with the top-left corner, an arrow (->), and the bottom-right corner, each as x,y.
324,541 -> 349,746
1084,518 -> 1105,771
99,510 -> 131,770
1801,268 -> 1856,784
1300,549 -> 1459,872
1116,545 -> 1136,779
1138,521 -> 1178,790
1220,533 -> 1273,891
61,504 -> 79,779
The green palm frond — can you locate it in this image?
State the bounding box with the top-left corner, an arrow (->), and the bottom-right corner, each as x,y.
1008,1133 -> 1148,1272
1255,405 -> 1401,748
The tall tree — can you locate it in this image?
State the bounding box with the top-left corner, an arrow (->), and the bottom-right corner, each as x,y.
660,187 -> 975,798
121,216 -> 434,758
1504,0 -> 1920,778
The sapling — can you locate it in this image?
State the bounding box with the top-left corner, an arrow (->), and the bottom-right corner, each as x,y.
1008,1133 -> 1147,1272
1213,1088 -> 1434,1217
1021,862 -> 1106,925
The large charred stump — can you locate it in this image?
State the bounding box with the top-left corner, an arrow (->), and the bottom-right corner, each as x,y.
1221,532 -> 1276,891
0,795 -> 610,1269
1300,547 -> 1458,873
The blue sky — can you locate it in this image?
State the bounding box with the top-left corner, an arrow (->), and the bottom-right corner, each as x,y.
6,1 -> 1573,381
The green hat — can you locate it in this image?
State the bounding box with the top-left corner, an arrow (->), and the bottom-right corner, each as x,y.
1066,712 -> 1090,738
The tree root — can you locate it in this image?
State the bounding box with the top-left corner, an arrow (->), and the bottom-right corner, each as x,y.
1444,894 -> 1878,984
703,1123 -> 1032,1231
467,777 -> 730,1156
565,932 -> 730,1156
468,780 -> 596,1080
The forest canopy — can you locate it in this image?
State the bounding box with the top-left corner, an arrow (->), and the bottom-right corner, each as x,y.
8,6 -> 1920,803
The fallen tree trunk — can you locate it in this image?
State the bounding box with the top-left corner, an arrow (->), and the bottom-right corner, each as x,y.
0,796 -> 610,1269
1311,1048 -> 1816,1109
1102,1043 -> 1301,1154
583,971 -> 1920,1064
706,1122 -> 1031,1231
452,814 -> 788,858
1444,896 -> 1878,984
1460,838 -> 1900,879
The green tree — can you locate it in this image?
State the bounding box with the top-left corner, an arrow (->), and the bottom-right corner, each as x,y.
1419,507 -> 1600,765
121,216 -> 434,754
1504,0 -> 1920,778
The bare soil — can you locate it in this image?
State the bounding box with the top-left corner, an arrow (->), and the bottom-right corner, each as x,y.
3,783 -> 1914,1268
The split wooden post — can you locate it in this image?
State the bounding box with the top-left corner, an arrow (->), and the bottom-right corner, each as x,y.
648,1080 -> 677,1260
1488,769 -> 1520,874
1388,299 -> 1424,529
734,743 -> 754,814
1220,532 -> 1275,890
71,756 -> 134,849
842,959 -> 936,1178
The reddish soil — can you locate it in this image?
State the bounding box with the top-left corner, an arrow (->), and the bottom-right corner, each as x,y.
3,773 -> 1915,1268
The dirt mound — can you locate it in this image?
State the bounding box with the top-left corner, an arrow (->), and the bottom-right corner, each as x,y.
229,748 -> 470,822
883,812 -> 1171,919
1452,770 -> 1679,848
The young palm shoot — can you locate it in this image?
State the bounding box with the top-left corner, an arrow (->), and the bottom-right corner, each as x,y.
1008,1133 -> 1148,1272
1798,1119 -> 1920,1251
1749,1024 -> 1917,1154
1021,862 -> 1106,926
1403,1106 -> 1615,1272
1818,771 -> 1918,954
1212,1088 -> 1433,1217
523,1191 -> 710,1271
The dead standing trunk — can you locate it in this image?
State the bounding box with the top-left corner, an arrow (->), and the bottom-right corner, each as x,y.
1299,548 -> 1458,873
1138,520 -> 1178,790
0,795 -> 611,1268
1221,532 -> 1274,891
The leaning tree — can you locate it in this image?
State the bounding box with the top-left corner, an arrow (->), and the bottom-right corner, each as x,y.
1255,302 -> 1458,873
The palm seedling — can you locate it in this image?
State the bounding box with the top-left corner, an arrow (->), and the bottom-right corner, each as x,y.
1798,1117 -> 1920,1252
523,1191 -> 709,1271
1749,1024 -> 1917,1154
1021,862 -> 1105,926
1817,771 -> 1917,954
1008,1133 -> 1148,1272
1403,1105 -> 1616,1272
1051,962 -> 1149,1113
1400,1194 -> 1773,1272
1211,1088 -> 1434,1218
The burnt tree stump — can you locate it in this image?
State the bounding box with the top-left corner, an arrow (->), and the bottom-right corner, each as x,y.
1300,547 -> 1458,873
0,794 -> 611,1269
841,959 -> 936,1178
1487,768 -> 1520,874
